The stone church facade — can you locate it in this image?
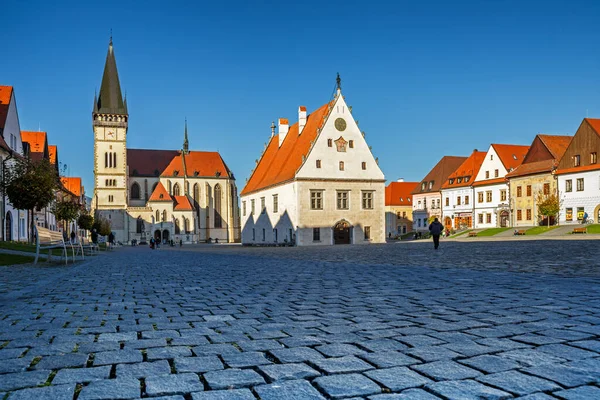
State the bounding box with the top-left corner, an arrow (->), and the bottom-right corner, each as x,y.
91,39 -> 240,244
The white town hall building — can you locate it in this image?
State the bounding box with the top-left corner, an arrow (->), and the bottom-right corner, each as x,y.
240,77 -> 385,246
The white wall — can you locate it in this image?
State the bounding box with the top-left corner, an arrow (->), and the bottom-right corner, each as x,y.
441,186 -> 474,229
473,183 -> 509,228
558,171 -> 600,223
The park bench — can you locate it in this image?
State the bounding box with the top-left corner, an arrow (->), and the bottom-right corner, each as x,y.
81,238 -> 99,256
34,225 -> 68,265
468,231 -> 478,237
68,240 -> 85,262
573,227 -> 587,234
515,230 -> 526,235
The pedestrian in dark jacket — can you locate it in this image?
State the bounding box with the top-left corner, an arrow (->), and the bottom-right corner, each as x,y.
428,218 -> 444,250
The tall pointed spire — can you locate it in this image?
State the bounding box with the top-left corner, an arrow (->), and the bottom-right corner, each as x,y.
96,37 -> 126,115
183,119 -> 189,154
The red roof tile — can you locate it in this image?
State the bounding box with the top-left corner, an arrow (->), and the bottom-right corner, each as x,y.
173,195 -> 193,211
49,145 -> 57,165
492,144 -> 529,172
0,86 -> 13,131
537,135 -> 572,159
241,102 -> 332,196
505,159 -> 555,178
61,177 -> 82,197
472,177 -> 507,187
127,149 -> 180,177
586,118 -> 600,137
411,156 -> 468,195
148,182 -> 171,201
441,151 -> 487,189
385,182 -> 419,206
21,131 -> 47,154
161,151 -> 231,178
556,163 -> 600,175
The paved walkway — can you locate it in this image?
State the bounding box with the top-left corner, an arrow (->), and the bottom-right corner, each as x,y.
0,242 -> 599,399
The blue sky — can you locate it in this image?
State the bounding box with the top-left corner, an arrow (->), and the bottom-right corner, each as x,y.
2,0 -> 600,193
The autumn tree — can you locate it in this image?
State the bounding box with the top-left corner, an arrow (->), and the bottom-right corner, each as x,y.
77,213 -> 94,232
2,158 -> 59,242
92,214 -> 112,236
536,190 -> 562,227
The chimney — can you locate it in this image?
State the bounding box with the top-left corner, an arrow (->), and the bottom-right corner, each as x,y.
298,106 -> 307,135
397,178 -> 404,182
278,118 -> 289,147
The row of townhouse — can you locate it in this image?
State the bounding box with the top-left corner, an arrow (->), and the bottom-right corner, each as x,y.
412,117 -> 600,231
0,85 -> 87,242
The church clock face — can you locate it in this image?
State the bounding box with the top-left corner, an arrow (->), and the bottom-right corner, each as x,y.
334,118 -> 347,131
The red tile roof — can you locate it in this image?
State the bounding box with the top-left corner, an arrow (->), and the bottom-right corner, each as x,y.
0,86 -> 13,132
492,144 -> 529,172
472,177 -> 507,187
411,156 -> 468,195
586,118 -> 600,136
61,177 -> 82,197
241,101 -> 332,196
505,159 -> 555,179
148,182 -> 171,202
441,151 -> 487,189
537,135 -> 572,159
127,149 -> 180,177
385,181 -> 419,206
162,151 -> 231,178
555,163 -> 600,175
173,195 -> 193,211
21,131 -> 47,154
49,145 -> 57,165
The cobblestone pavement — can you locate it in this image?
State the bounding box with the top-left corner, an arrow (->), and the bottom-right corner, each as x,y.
0,241 -> 599,399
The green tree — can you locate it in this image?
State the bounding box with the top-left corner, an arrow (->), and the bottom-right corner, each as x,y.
52,196 -> 81,236
3,158 -> 58,242
77,213 -> 94,232
536,190 -> 562,227
92,214 -> 112,236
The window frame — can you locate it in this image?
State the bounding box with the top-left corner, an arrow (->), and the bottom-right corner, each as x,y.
310,190 -> 323,210
362,191 -> 373,210
336,190 -> 349,210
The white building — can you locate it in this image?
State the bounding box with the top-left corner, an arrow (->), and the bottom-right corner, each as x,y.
441,150 -> 486,230
556,118 -> 600,224
91,39 -> 240,244
411,156 -> 466,233
240,78 -> 385,246
0,86 -> 29,242
472,144 -> 529,228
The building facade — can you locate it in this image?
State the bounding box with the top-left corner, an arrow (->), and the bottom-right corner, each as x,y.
0,86 -> 29,242
441,150 -> 486,230
240,80 -> 385,246
556,119 -> 600,224
506,135 -> 572,227
411,156 -> 467,232
472,144 -> 529,228
91,39 -> 240,244
385,180 -> 418,237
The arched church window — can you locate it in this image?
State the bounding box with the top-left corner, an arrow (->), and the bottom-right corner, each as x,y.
185,181 -> 189,195
155,210 -> 160,222
174,218 -> 180,234
144,179 -> 148,200
136,217 -> 144,234
105,153 -> 108,168
131,182 -> 140,199
173,183 -> 180,196
162,210 -> 167,222
193,183 -> 199,204
184,217 -> 189,233
167,180 -> 172,194
214,184 -> 222,228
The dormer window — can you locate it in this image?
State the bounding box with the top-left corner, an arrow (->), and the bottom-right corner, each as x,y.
465,177 -> 470,183
574,154 -> 581,167
428,181 -> 434,189
421,182 -> 426,191
449,178 -> 455,184
400,197 -> 403,202
173,170 -> 179,176
457,177 -> 462,183
194,170 -> 199,177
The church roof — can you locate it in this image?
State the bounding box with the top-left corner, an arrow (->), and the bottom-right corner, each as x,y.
173,195 -> 193,211
162,151 -> 231,178
96,39 -> 127,115
148,182 -> 171,202
127,149 -> 180,177
241,101 -> 332,196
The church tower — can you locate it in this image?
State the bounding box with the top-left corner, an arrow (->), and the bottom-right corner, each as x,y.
92,37 -> 128,239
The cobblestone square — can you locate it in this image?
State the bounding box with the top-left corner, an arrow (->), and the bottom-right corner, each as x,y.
0,239 -> 599,399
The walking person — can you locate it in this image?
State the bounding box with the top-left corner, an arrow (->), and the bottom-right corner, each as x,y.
428,217 -> 444,250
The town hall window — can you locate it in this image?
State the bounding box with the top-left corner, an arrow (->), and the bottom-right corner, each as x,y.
328,139 -> 333,147
310,190 -> 323,210
316,159 -> 321,168
313,227 -> 320,241
364,226 -> 371,240
362,191 -> 373,209
362,162 -> 366,170
349,140 -> 354,148
337,191 -> 349,210
339,161 -> 344,171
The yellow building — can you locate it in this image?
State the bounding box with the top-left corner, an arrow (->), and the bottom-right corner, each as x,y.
506,134 -> 572,226
385,180 -> 418,237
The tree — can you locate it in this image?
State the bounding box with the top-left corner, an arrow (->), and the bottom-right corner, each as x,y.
3,158 -> 59,242
52,196 -> 81,236
536,190 -> 562,227
77,213 -> 94,232
92,214 -> 111,236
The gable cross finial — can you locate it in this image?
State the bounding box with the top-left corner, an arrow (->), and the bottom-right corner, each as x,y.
336,72 -> 341,91
110,29 -> 113,46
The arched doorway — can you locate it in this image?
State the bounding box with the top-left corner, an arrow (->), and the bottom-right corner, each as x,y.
444,217 -> 452,230
333,220 -> 351,244
162,230 -> 170,243
499,211 -> 509,227
154,230 -> 162,242
595,204 -> 600,224
5,212 -> 12,241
